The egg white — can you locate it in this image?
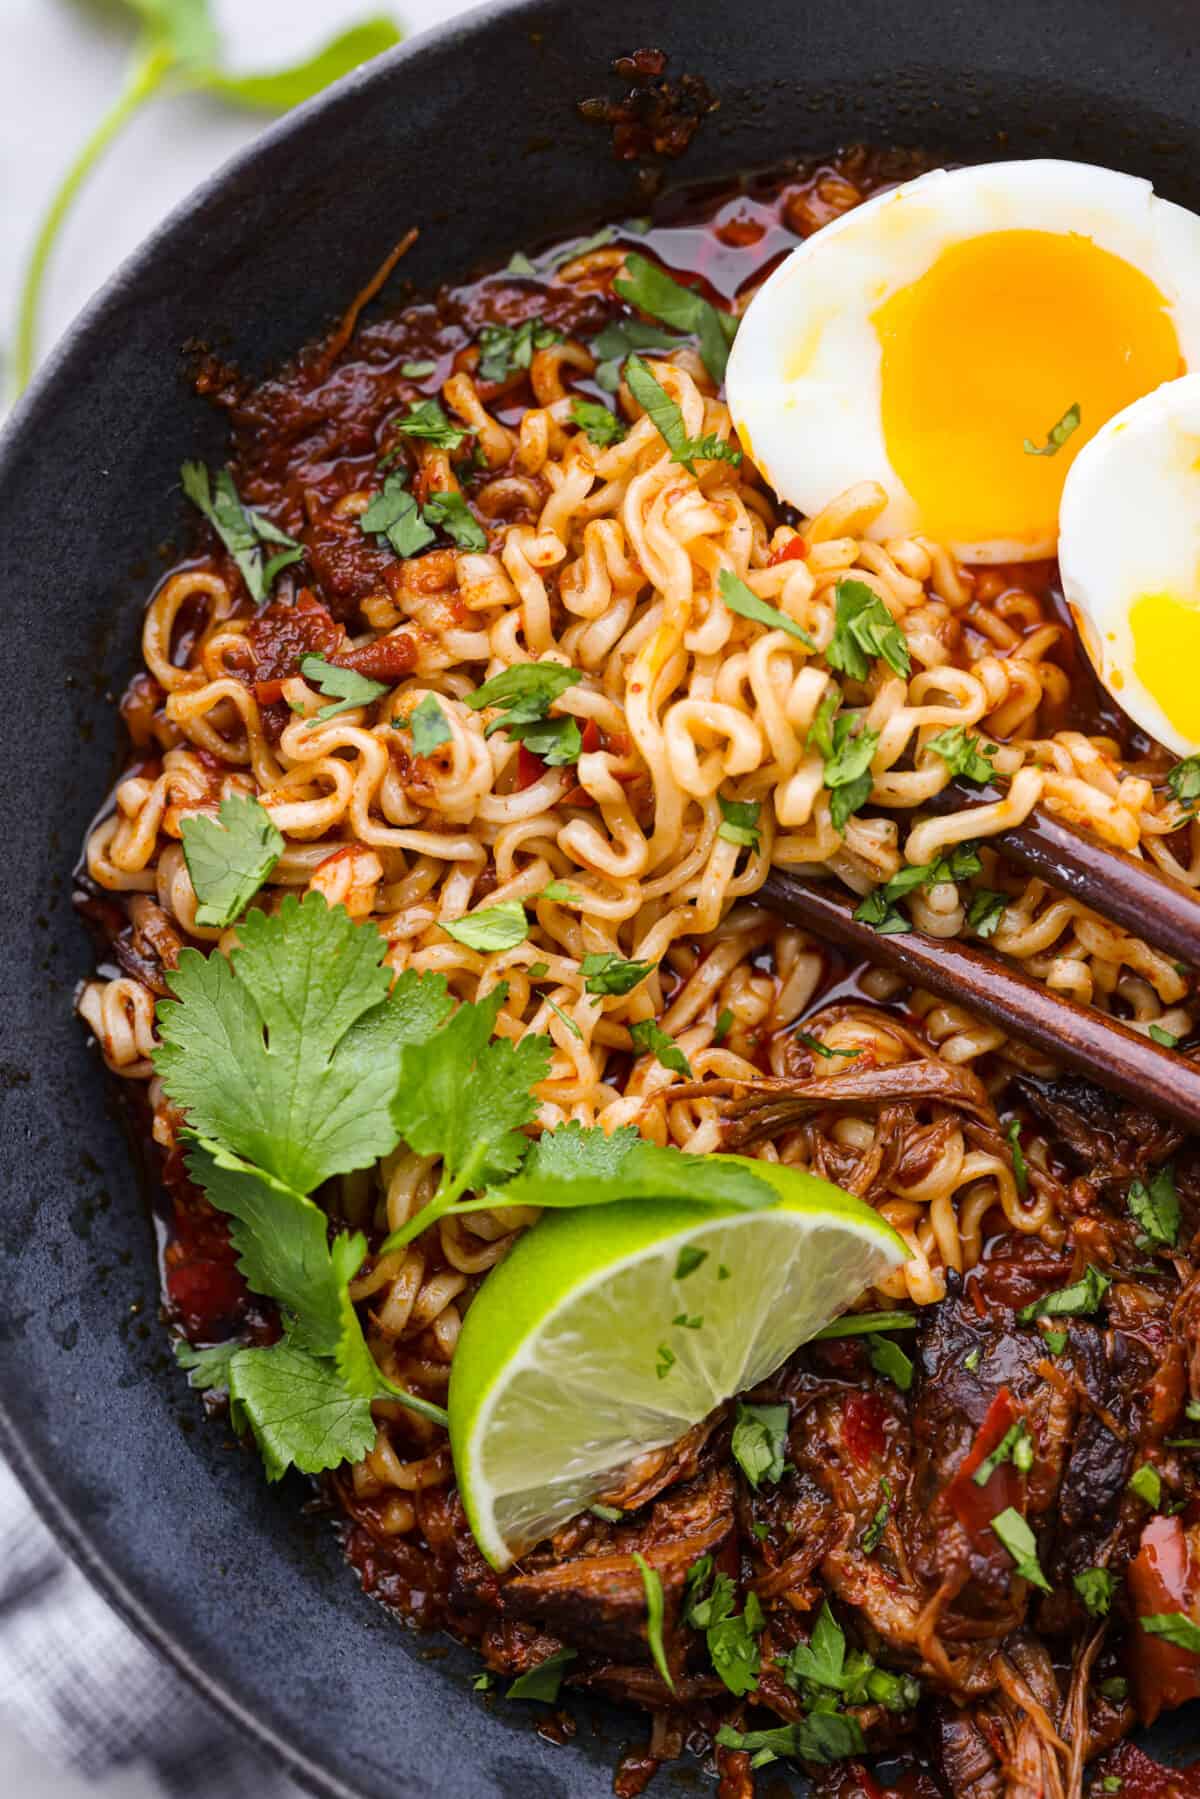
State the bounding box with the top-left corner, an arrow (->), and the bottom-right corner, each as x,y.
726,159 -> 1200,562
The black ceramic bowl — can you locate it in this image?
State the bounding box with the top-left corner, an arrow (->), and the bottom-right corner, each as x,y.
4,2 -> 1200,1793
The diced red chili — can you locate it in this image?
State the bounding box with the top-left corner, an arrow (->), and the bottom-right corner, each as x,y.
769,536 -> 808,566
1127,1515 -> 1200,1724
946,1386 -> 1024,1540
517,744 -> 548,789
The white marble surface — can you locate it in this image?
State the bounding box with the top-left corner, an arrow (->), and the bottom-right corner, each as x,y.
0,4 -> 471,1790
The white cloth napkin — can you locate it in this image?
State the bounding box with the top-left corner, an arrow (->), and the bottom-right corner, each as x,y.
0,1458 -> 305,1797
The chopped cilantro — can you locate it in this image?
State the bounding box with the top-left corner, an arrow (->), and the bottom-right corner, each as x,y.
299,654 -> 388,723
1017,1264 -> 1110,1324
477,317 -> 563,383
625,356 -> 742,474
1167,754 -> 1200,812
1041,1329 -> 1068,1354
181,461 -> 303,602
1149,1024 -> 1180,1048
395,399 -> 468,449
1006,1118 -> 1029,1197
717,793 -> 762,851
629,1018 -> 693,1078
973,1419 -> 1033,1485
964,1347 -> 981,1372
1128,1464 -> 1162,1508
465,662 -> 583,766
614,252 -> 738,384
1128,1164 -> 1180,1247
359,472 -> 437,558
926,725 -> 997,784
479,1120 -> 776,1216
506,1647 -> 577,1702
1141,1612 -> 1200,1653
718,567 -> 816,647
441,899 -> 529,952
813,1310 -> 917,1338
967,889 -> 1008,939
868,1334 -> 914,1391
423,489 -> 488,551
581,951 -> 656,996
1024,402 -> 1081,457
860,1476 -> 892,1553
731,1401 -> 790,1489
708,1597 -> 763,1697
589,316 -> 683,391
589,1503 -> 623,1523
854,843 -> 983,934
826,579 -> 911,682
180,792 -> 282,929
1074,1567 -> 1118,1618
715,1716 -> 866,1768
713,1007 -> 734,1043
540,880 -> 575,902
408,692 -> 452,756
472,1671 -> 493,1691
990,1507 -> 1051,1591
633,1552 -> 674,1691
570,397 -> 627,446
819,711 -> 880,832
526,961 -> 549,978
546,998 -> 582,1039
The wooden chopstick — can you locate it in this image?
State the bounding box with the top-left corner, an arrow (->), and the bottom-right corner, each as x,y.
923,779 -> 1200,967
760,868 -> 1200,1132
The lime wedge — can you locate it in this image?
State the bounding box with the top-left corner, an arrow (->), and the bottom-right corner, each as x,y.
448,1156 -> 907,1569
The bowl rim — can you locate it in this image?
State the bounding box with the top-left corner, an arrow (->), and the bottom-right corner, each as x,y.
0,6 -> 540,1792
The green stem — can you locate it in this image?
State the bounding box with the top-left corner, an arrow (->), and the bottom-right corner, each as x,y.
13,43 -> 173,397
378,1166 -> 473,1256
376,1378 -> 449,1430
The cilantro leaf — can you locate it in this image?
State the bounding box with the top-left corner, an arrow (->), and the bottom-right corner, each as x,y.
571,398 -> 627,446
972,1418 -> 1033,1486
784,1600 -> 845,1690
812,1310 -> 918,1339
479,1120 -> 777,1215
1167,755 -> 1200,812
868,1334 -> 914,1391
625,357 -> 741,475
442,900 -> 529,952
300,654 -> 389,721
633,1553 -> 674,1691
629,1019 -> 693,1078
1074,1567 -> 1119,1618
395,400 -> 468,449
465,664 -> 583,763
581,952 -> 656,997
174,1338 -> 239,1392
155,893 -> 452,1193
181,461 -> 303,602
409,693 -> 452,756
1128,1164 -> 1180,1248
381,987 -> 552,1249
707,1599 -> 763,1696
477,318 -> 563,383
826,579 -> 911,682
359,473 -> 437,559
226,1338 -> 376,1481
1141,1612 -> 1200,1654
1024,402 -> 1081,457
423,489 -> 488,551
821,713 -> 880,832
926,725 -> 997,784
1129,1464 -> 1162,1507
180,792 -> 282,928
968,889 -> 1008,939
716,1716 -> 866,1769
990,1507 -> 1051,1591
854,843 -> 983,933
860,1477 -> 891,1553
713,1008 -> 734,1043
614,252 -> 738,384
731,1401 -> 790,1489
1017,1264 -> 1110,1324
589,317 -> 684,390
718,568 -> 815,648
506,1647 -> 577,1702
717,794 -> 762,851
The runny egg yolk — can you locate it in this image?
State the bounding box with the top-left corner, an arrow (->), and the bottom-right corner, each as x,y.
873,229 -> 1182,549
1130,590 -> 1200,742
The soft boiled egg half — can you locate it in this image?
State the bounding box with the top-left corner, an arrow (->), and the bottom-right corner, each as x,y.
726,159 -> 1200,563
1060,373 -> 1200,757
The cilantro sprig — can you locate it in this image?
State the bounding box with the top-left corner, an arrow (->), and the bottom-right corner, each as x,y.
300,654 -> 388,723
826,580 -> 911,683
14,4 -> 402,395
180,793 -> 282,929
182,462 -> 303,602
853,843 -> 983,935
614,253 -> 738,384
465,663 -> 584,767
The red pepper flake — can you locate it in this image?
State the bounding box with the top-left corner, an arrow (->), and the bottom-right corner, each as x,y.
769,536 -> 808,566
517,744 -> 548,789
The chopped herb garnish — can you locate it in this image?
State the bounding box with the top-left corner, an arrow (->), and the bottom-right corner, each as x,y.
706,1590 -> 764,1697
633,1552 -> 674,1691
547,998 -> 583,1039
718,567 -> 816,647
589,316 -> 684,391
752,1520 -> 770,1541
860,1476 -> 892,1553
526,962 -> 549,978
1006,1119 -> 1029,1197
441,899 -> 529,952
506,1647 -> 577,1702
718,1264 -> 731,1280
180,793 -> 282,929
713,1007 -> 734,1044
964,1347 -> 982,1372
630,1018 -> 693,1078
625,356 -> 742,474
968,889 -> 1009,939
1127,1164 -> 1180,1247
1042,1329 -> 1068,1355
819,711 -> 880,832
990,1507 -> 1051,1591
1128,1464 -> 1162,1508
655,1343 -> 676,1379
581,952 -> 656,997
423,489 -> 488,551
299,655 -> 389,723
715,1716 -> 866,1769
401,359 -> 437,379
1074,1567 -> 1119,1618
826,578 -> 911,682
614,251 -> 738,384
1017,1264 -> 1110,1324
868,1334 -> 914,1391
731,1401 -> 790,1489
1166,754 -> 1200,812
1024,402 -> 1081,457
675,1246 -> 708,1280
973,1419 -> 1034,1486
472,1671 -> 493,1691
540,880 -> 576,902
395,399 -> 469,449
781,1600 -> 920,1715
1141,1611 -> 1200,1653
1100,1677 -> 1129,1702
408,693 -> 452,756
477,317 -> 563,383
181,461 -> 303,602
717,794 -> 762,851
927,725 -> 998,784
570,397 -> 627,447
854,843 -> 983,934
1149,1024 -> 1180,1048
359,473 -> 437,559
465,662 -> 583,766
589,1503 -> 623,1523
795,1030 -> 859,1060
813,1310 -> 917,1338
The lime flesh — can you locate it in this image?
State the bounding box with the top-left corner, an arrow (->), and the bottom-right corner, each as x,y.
448,1157 -> 908,1569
